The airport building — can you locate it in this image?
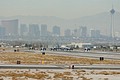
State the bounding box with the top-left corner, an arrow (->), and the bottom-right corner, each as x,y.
69,42 -> 93,48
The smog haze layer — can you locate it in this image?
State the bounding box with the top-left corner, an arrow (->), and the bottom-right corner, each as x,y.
0,0 -> 119,19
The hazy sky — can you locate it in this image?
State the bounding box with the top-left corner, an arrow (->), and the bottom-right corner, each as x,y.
0,0 -> 119,19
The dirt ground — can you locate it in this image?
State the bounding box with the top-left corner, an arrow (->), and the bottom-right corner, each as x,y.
0,52 -> 120,80
0,52 -> 120,65
0,69 -> 120,80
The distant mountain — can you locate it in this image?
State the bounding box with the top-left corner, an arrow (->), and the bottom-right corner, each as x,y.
0,16 -> 66,24
0,12 -> 120,35
69,12 -> 120,35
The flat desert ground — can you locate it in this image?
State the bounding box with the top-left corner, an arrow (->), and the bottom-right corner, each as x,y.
0,50 -> 120,80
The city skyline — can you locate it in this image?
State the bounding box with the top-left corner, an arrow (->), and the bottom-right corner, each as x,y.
0,19 -> 120,43
1,10 -> 120,36
0,0 -> 120,41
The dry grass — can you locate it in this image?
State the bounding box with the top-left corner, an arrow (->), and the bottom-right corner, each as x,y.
53,72 -> 73,80
75,70 -> 86,76
97,71 -> 120,75
80,76 -> 92,80
0,47 -> 12,51
76,70 -> 86,73
0,70 -> 120,80
0,52 -> 120,65
0,71 -> 48,79
104,78 -> 109,80
53,72 -> 64,78
63,72 -> 72,75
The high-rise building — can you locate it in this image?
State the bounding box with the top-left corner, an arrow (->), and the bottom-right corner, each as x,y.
90,29 -> 101,38
20,24 -> 28,36
28,24 -> 40,37
79,26 -> 87,37
41,24 -> 47,36
64,29 -> 71,37
52,26 -> 60,36
0,26 -> 5,37
90,29 -> 96,38
1,19 -> 18,36
72,29 -> 79,37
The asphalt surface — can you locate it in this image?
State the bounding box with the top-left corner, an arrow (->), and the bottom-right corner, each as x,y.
0,64 -> 64,69
44,50 -> 120,60
0,64 -> 120,70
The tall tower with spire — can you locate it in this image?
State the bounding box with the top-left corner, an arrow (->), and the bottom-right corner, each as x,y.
110,6 -> 115,38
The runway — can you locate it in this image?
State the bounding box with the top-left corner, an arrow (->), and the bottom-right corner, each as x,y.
0,64 -> 64,69
0,64 -> 120,70
44,50 -> 120,60
8,48 -> 120,60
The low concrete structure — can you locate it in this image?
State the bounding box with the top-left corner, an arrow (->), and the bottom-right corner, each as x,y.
68,42 -> 93,48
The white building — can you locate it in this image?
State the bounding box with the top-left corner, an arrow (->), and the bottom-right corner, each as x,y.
69,42 -> 93,48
